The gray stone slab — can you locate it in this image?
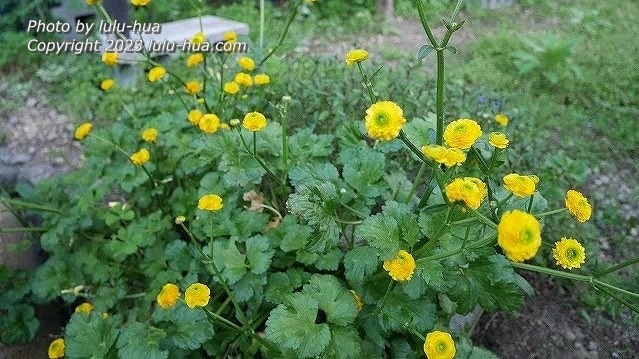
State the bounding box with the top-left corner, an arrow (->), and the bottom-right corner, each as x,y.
114,15 -> 250,63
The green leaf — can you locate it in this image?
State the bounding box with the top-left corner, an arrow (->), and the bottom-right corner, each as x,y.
0,305 -> 39,344
246,235 -> 275,274
288,183 -> 340,253
382,201 -> 420,246
313,249 -> 343,271
288,163 -> 339,190
343,246 -> 379,283
165,306 -> 214,350
207,239 -> 247,285
447,254 -> 526,314
446,45 -> 458,54
232,272 -> 267,302
287,129 -> 334,163
65,312 -> 119,359
323,327 -> 362,359
380,292 -> 437,333
339,147 -> 386,198
303,275 -> 358,326
355,214 -> 400,260
415,259 -> 450,292
417,44 -> 435,60
265,271 -> 303,304
265,293 -> 331,357
117,322 -> 167,359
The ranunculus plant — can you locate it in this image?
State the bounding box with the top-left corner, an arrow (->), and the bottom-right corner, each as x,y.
1,0 -> 637,358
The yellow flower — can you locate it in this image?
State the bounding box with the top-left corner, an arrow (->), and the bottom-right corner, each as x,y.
86,0 -> 100,5
102,52 -> 118,66
199,113 -> 221,133
553,237 -> 586,270
156,283 -> 181,309
497,210 -> 542,262
185,283 -> 211,308
198,194 -> 223,211
444,119 -> 482,149
74,302 -> 93,314
345,49 -> 368,65
100,78 -> 115,91
130,148 -> 150,166
350,290 -> 363,311
223,31 -> 237,43
48,338 -> 65,359
191,32 -> 205,44
489,131 -> 509,149
364,101 -> 406,141
243,112 -> 268,132
423,331 -> 456,359
445,177 -> 487,210
503,173 -> 538,197
422,145 -> 466,167
148,66 -> 166,82
130,0 -> 150,5
187,109 -> 203,126
184,81 -> 203,95
141,128 -> 158,143
74,123 -> 92,140
223,81 -> 240,95
565,189 -> 592,222
234,72 -> 253,87
237,56 -> 256,71
186,53 -> 204,68
253,73 -> 270,85
495,113 -> 509,126
382,250 -> 416,281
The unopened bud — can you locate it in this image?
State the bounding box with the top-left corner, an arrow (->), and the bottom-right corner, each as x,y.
175,215 -> 186,224
230,119 -> 240,126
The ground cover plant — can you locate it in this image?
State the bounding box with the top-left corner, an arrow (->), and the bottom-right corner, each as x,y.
1,0 -> 638,358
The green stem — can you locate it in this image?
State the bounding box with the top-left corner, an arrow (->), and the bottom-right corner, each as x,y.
511,262 -> 639,300
411,0 -> 439,48
259,0 -> 303,66
333,217 -> 363,225
406,163 -> 427,203
356,62 -> 376,104
0,227 -> 46,233
435,49 -> 445,145
259,0 -> 265,49
237,129 -> 284,185
414,205 -> 456,256
594,283 -> 639,315
180,222 -> 245,324
281,105 -> 289,179
380,309 -> 425,341
398,130 -> 431,166
0,198 -> 61,214
339,202 -> 368,218
597,257 -> 639,277
526,195 -> 534,213
466,207 -> 498,229
535,208 -> 567,218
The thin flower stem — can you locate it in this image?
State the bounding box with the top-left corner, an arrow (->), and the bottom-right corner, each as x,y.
333,217 -> 363,225
280,103 -> 289,179
92,134 -> 159,187
0,227 -> 46,233
259,0 -> 303,67
411,0 -> 439,48
180,222 -> 246,324
339,202 -> 368,218
526,195 -> 534,213
356,62 -> 376,104
510,262 -> 639,300
594,283 -> 639,315
465,207 -> 498,229
253,132 -> 257,155
535,208 -> 567,218
259,0 -> 265,49
597,257 -> 639,277
237,129 -> 284,185
406,163 -> 427,203
435,49 -> 445,145
414,204 -> 456,256
0,198 -> 61,214
374,280 -> 394,317
498,193 -> 514,207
